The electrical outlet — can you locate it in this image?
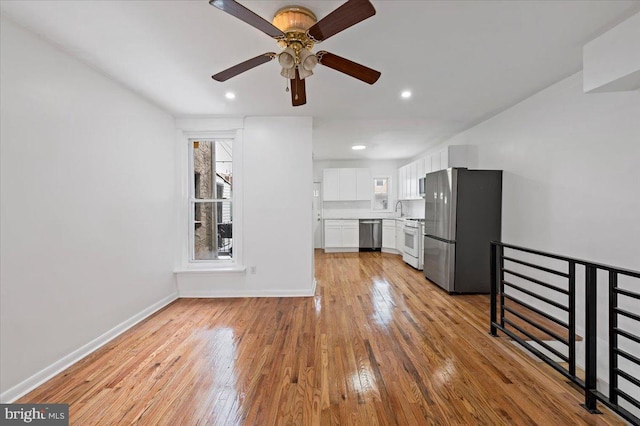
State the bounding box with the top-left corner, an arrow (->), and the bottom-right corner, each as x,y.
250,266 -> 256,274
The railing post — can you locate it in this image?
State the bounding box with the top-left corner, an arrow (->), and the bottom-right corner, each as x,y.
568,261 -> 576,378
583,264 -> 601,413
490,242 -> 498,336
609,271 -> 618,406
499,244 -> 505,328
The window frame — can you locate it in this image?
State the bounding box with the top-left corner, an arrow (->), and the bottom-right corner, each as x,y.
177,128 -> 243,270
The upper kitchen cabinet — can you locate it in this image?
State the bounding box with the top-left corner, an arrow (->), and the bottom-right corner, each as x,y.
323,168 -> 341,201
356,169 -> 371,201
323,168 -> 371,201
399,145 -> 468,200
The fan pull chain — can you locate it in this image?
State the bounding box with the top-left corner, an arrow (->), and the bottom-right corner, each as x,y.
286,79 -> 290,93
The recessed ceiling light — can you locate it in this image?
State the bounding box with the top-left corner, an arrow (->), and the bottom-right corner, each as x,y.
225,92 -> 236,100
401,90 -> 412,99
352,145 -> 366,150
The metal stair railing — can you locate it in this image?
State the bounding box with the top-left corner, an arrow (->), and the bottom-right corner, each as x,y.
490,241 -> 640,425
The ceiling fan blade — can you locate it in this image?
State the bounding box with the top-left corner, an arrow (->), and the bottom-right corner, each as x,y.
316,51 -> 381,85
212,53 -> 276,82
307,0 -> 376,42
209,0 -> 284,39
291,69 -> 307,107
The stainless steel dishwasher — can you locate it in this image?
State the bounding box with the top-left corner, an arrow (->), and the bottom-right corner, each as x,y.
359,219 -> 382,251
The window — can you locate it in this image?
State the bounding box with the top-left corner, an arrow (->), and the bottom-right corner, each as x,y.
372,177 -> 390,211
190,139 -> 233,261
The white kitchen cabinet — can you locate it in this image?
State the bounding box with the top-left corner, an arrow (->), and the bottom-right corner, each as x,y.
442,145 -> 468,168
322,168 -> 371,201
322,169 -> 340,201
408,162 -> 417,199
342,221 -> 359,247
395,219 -> 404,251
398,166 -> 407,200
431,153 -> 441,172
382,219 -> 396,250
339,168 -> 357,200
324,221 -> 343,247
417,158 -> 425,182
324,220 -> 359,252
356,168 -> 371,201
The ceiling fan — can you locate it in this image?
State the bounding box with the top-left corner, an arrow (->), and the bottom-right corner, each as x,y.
209,0 -> 381,107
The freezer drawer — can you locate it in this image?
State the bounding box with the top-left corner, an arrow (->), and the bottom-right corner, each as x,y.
423,236 -> 455,292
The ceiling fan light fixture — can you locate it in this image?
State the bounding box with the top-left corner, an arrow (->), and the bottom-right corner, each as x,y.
278,47 -> 296,69
299,48 -> 318,71
298,66 -> 313,80
280,67 -> 296,79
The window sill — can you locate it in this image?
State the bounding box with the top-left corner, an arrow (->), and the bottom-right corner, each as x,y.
174,265 -> 246,274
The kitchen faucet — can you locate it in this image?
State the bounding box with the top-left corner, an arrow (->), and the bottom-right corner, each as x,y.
394,200 -> 404,217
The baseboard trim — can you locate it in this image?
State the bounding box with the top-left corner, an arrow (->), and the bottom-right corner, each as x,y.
0,292 -> 179,403
179,289 -> 316,298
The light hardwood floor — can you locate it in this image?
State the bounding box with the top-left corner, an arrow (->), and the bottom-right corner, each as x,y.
18,251 -> 624,425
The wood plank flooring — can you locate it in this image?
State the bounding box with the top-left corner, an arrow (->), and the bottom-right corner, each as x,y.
18,251 -> 624,425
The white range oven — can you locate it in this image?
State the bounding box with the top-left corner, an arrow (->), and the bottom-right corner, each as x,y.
402,218 -> 425,270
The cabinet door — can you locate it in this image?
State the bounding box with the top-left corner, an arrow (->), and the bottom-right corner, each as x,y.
342,221 -> 359,247
440,148 -> 449,170
382,225 -> 396,249
409,162 -> 417,199
424,156 -> 432,174
447,145 -> 468,168
356,168 -> 371,201
395,221 -> 404,249
398,166 -> 406,200
324,221 -> 342,247
339,168 -> 357,200
417,158 -> 425,182
431,153 -> 441,172
323,169 -> 340,201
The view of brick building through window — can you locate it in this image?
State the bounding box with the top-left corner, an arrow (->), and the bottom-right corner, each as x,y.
192,140 -> 232,260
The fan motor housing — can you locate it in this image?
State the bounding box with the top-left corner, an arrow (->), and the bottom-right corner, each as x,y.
273,6 -> 317,51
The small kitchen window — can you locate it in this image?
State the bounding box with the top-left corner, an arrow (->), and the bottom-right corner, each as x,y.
372,176 -> 391,211
189,139 -> 233,261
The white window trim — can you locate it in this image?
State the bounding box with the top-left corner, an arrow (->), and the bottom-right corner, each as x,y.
371,175 -> 393,212
175,129 -> 244,272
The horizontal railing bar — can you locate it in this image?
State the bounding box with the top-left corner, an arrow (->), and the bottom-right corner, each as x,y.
616,368 -> 640,389
502,256 -> 570,278
592,390 -> 640,425
615,328 -> 640,345
614,287 -> 640,300
492,241 -> 640,278
503,318 -> 569,362
491,322 -> 584,389
617,389 -> 640,412
504,306 -> 569,345
615,348 -> 640,367
615,308 -> 640,323
503,294 -> 569,329
503,268 -> 569,295
504,280 -> 569,311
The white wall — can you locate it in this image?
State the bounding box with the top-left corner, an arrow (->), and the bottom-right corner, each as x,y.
0,18 -> 178,400
176,117 -> 314,297
421,71 -> 640,395
437,72 -> 640,270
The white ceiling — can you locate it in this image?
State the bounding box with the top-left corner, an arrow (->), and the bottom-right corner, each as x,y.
2,0 -> 639,160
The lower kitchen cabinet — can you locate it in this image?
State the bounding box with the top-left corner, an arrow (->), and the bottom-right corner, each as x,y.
382,219 -> 396,251
324,220 -> 359,252
395,220 -> 404,251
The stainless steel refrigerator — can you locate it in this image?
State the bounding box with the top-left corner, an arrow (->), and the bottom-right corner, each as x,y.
423,168 -> 502,293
